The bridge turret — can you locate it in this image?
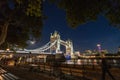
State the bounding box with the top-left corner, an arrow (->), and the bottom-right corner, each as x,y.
50,31 -> 61,54
65,40 -> 74,58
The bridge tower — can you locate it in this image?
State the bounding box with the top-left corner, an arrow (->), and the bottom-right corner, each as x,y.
65,40 -> 74,58
50,31 -> 61,53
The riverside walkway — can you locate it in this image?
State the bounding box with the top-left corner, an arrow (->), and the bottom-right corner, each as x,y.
0,67 -> 19,80
0,54 -> 120,80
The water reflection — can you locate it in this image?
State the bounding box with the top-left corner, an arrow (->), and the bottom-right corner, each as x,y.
65,59 -> 120,67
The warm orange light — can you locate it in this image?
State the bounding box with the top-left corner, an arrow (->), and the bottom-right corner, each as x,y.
6,48 -> 10,51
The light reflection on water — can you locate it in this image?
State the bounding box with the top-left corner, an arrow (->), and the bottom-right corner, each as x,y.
64,59 -> 120,66
25,57 -> 120,67
64,59 -> 100,65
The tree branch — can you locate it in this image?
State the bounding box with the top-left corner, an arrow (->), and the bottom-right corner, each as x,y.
0,22 -> 9,45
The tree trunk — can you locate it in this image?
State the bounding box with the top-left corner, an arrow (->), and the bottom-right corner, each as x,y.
0,22 -> 9,45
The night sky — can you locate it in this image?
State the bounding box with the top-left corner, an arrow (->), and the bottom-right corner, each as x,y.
28,1 -> 120,53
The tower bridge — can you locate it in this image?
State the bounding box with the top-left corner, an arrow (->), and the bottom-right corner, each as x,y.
25,31 -> 74,58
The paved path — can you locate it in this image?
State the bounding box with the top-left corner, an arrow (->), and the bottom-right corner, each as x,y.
0,68 -> 19,80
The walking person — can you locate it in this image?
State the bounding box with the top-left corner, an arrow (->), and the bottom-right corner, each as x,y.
101,53 -> 116,80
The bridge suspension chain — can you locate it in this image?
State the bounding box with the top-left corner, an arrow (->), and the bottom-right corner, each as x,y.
25,40 -> 57,52
39,40 -> 57,51
33,41 -> 51,51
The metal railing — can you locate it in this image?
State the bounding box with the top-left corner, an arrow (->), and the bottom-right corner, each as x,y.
0,56 -> 120,80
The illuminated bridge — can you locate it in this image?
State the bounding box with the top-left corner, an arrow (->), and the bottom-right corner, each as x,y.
25,31 -> 74,58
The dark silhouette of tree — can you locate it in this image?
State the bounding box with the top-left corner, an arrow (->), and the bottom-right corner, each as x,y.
51,0 -> 120,28
1,0 -> 120,48
0,0 -> 43,48
101,53 -> 116,80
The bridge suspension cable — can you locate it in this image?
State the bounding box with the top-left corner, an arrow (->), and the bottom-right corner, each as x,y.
25,40 -> 57,52
33,41 -> 51,51
39,40 -> 57,51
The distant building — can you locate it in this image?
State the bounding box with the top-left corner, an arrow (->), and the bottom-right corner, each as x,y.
83,49 -> 109,56
101,49 -> 108,54
83,49 -> 92,56
74,51 -> 81,56
117,46 -> 120,54
92,49 -> 99,54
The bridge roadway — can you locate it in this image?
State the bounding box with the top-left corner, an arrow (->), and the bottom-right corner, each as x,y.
0,67 -> 20,80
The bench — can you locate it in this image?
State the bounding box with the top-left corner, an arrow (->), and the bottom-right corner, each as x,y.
0,68 -> 19,80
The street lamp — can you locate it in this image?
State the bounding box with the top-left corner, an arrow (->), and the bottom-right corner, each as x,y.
6,48 -> 10,52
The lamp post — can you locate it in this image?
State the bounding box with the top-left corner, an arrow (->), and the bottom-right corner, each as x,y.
6,48 -> 10,52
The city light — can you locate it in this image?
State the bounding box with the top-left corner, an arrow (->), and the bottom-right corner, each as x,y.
97,44 -> 101,47
97,44 -> 101,53
6,48 -> 10,51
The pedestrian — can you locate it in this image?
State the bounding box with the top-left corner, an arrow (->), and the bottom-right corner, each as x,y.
101,53 -> 116,80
